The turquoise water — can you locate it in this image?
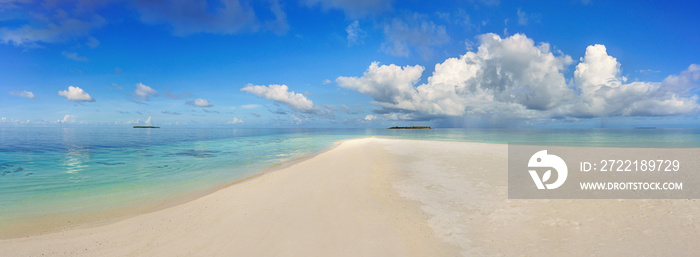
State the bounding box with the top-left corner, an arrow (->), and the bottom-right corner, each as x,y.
2,127 -> 700,224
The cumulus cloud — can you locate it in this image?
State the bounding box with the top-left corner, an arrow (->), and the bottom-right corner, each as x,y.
187,98 -> 213,107
134,82 -> 158,100
381,13 -> 450,58
337,62 -> 424,105
364,114 -> 377,121
228,117 -> 243,124
133,0 -> 288,36
58,86 -> 95,102
569,45 -> 699,117
241,84 -> 317,113
337,33 -> 700,125
346,20 -> 365,46
9,90 -> 35,99
301,0 -> 392,17
59,115 -> 76,124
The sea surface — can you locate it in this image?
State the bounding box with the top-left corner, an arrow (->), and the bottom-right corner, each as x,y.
2,127 -> 700,230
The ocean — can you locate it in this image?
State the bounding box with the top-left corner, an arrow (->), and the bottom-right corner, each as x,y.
2,127 -> 700,232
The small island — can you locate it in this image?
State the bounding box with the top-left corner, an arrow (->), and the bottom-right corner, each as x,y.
388,126 -> 431,129
133,126 -> 160,129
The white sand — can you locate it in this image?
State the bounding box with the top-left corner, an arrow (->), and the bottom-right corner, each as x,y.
1,138 -> 699,256
0,138 -> 457,257
384,140 -> 700,256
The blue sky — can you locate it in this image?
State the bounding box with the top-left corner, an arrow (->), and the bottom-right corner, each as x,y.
1,0 -> 699,128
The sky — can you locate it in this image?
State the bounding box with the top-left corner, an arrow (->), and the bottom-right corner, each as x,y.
1,0 -> 699,128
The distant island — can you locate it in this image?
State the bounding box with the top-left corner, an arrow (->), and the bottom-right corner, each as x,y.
133,126 -> 160,129
388,126 -> 431,129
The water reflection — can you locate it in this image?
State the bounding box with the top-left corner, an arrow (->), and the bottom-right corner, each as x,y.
61,128 -> 91,175
62,148 -> 89,174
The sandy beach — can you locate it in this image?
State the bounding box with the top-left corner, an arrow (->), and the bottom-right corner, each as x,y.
1,138 -> 699,256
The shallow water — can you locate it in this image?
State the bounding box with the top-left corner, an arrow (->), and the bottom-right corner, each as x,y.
1,127 -> 700,228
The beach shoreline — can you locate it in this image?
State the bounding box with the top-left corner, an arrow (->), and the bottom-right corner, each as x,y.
0,137 -> 357,240
2,137 -> 699,256
0,137 -> 460,256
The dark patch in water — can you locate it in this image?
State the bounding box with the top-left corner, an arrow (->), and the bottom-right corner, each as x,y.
157,165 -> 169,168
167,150 -> 219,158
1,167 -> 23,176
25,172 -> 33,176
95,161 -> 126,166
0,163 -> 13,170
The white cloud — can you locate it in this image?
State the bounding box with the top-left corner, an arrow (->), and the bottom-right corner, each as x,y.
516,9 -> 540,26
9,90 -> 35,99
134,82 -> 158,100
60,115 -> 76,124
381,13 -> 450,58
337,62 -> 424,105
337,33 -> 700,123
0,116 -> 28,124
123,117 -> 149,125
291,114 -> 303,124
322,79 -> 332,85
228,117 -> 243,124
58,86 -> 95,102
517,9 -> 528,25
345,20 -> 365,46
187,98 -> 213,107
382,112 -> 415,121
62,51 -> 88,62
569,45 -> 699,117
638,69 -> 660,74
241,84 -> 317,113
364,114 -> 377,121
241,104 -> 261,109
